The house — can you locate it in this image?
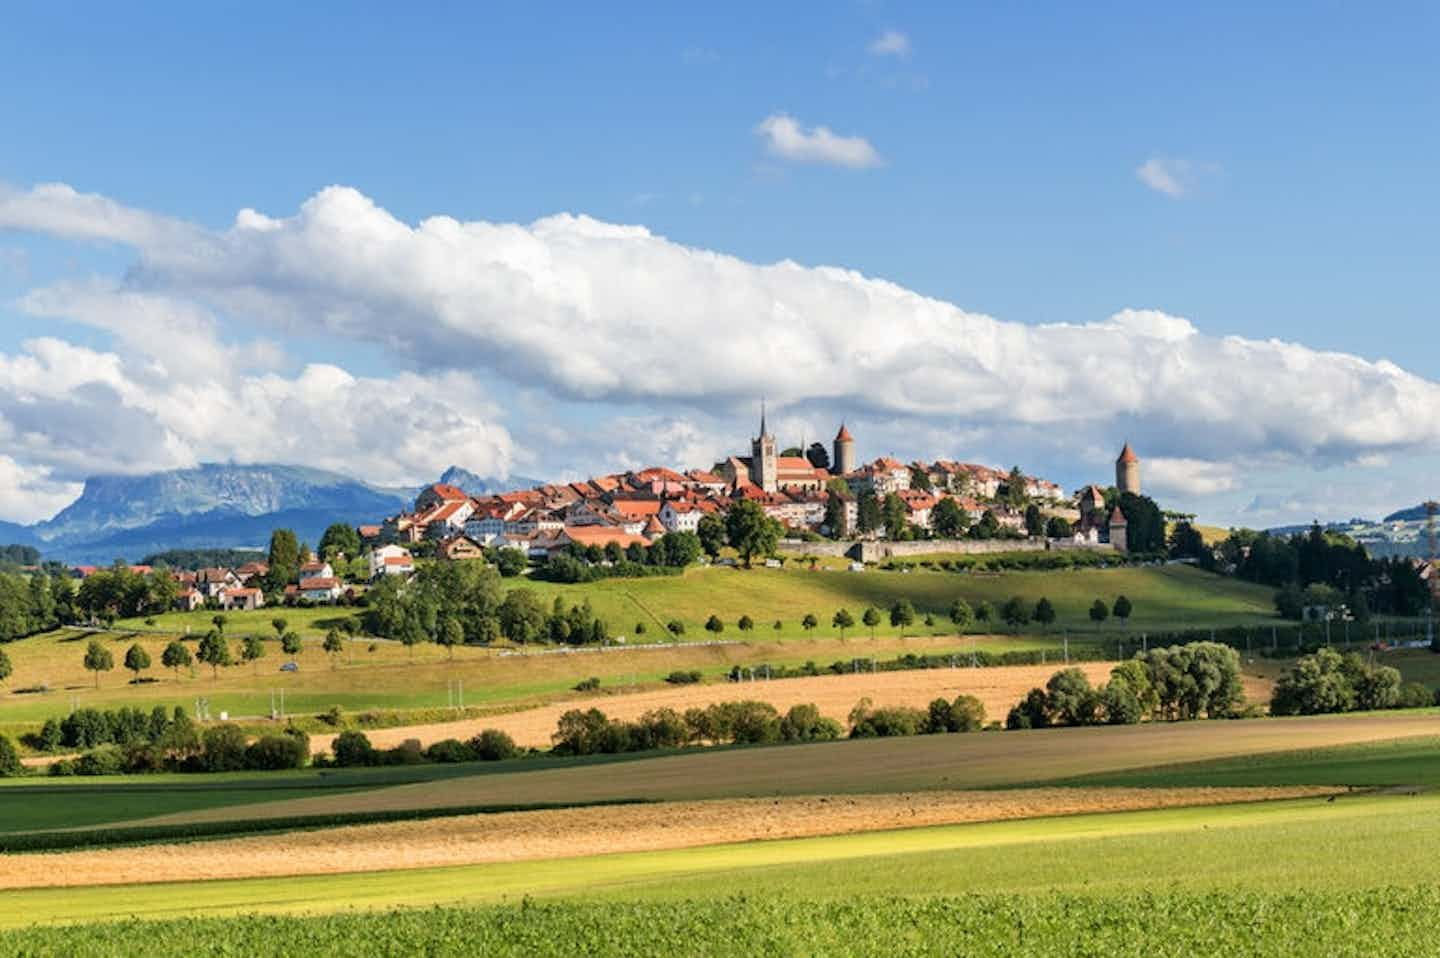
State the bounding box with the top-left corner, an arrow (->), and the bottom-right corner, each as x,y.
196,568 -> 240,599
419,498 -> 475,539
219,587 -> 264,611
298,560 -> 335,582
438,535 -> 486,561
896,490 -> 939,530
415,483 -> 469,513
555,525 -> 651,553
174,587 -> 203,612
368,545 -> 414,579
642,515 -> 667,542
659,499 -> 719,533
298,576 -> 344,604
235,561 -> 269,584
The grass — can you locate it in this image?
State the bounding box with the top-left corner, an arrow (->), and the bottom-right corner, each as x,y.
5,792 -> 1439,931
83,711 -> 1440,829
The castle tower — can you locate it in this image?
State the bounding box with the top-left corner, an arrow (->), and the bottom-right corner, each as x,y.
1115,442 -> 1141,496
832,423 -> 856,476
750,401 -> 778,492
1108,505 -> 1129,552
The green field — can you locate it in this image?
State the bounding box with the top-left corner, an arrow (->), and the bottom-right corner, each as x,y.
1,564 -> 1281,729
5,792 -> 1439,938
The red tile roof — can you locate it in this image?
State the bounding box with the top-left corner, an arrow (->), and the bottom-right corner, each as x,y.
835,423 -> 853,442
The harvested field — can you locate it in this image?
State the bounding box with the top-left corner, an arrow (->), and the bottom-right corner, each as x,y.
311,661 -> 1274,753
0,786 -> 1334,889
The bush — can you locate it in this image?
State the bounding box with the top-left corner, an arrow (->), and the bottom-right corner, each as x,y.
1006,688 -> 1051,730
850,703 -> 928,738
1397,682 -> 1436,709
319,705 -> 345,728
574,676 -> 600,692
779,703 -> 841,742
631,709 -> 689,750
74,745 -> 125,776
469,729 -> 522,761
201,724 -> 250,772
332,729 -> 378,767
37,718 -> 62,752
925,695 -> 986,734
425,738 -> 476,763
0,734 -> 20,777
665,670 -> 702,685
122,744 -> 167,773
244,734 -> 308,771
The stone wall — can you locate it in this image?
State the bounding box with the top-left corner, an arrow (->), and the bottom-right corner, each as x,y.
776,537 -> 1114,563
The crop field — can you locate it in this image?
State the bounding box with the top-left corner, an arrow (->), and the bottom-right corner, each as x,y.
6,891 -> 1440,957
6,792 -> 1440,935
62,711 -> 1430,829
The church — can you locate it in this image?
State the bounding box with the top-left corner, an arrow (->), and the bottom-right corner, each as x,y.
714,405 -> 855,493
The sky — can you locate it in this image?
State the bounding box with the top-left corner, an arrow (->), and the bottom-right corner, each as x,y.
1,3 -> 1438,528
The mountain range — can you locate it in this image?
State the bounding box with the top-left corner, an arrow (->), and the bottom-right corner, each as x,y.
1269,504 -> 1438,559
2,463 -> 539,564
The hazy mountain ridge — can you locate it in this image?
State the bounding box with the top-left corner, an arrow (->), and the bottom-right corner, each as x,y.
0,463 -> 542,563
1270,503 -> 1438,559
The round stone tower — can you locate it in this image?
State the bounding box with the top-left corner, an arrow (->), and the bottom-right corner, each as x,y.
832,423 -> 856,476
1115,442 -> 1141,496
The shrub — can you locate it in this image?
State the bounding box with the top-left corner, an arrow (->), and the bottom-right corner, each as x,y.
665,670 -> 702,685
1006,688 -> 1051,730
0,734 -> 20,777
37,718 -> 62,752
201,725 -> 250,772
469,729 -> 521,761
122,744 -> 167,773
332,729 -> 378,767
573,676 -> 601,692
74,745 -> 125,776
632,708 -> 689,750
245,732 -> 309,771
925,695 -> 986,734
1397,682 -> 1436,709
319,705 -> 345,727
425,738 -> 476,763
849,703 -> 928,738
779,703 -> 841,742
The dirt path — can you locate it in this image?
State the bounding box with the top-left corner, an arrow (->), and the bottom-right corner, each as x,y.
0,786 -> 1333,889
312,662 -> 1273,753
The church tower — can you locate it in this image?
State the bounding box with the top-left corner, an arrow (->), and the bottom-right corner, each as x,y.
1115,442 -> 1141,496
750,401 -> 778,492
832,423 -> 856,476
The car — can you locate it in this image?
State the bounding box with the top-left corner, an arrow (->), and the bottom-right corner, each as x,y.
279,661 -> 299,672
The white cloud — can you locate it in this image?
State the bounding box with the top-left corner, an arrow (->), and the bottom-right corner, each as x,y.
1145,458 -> 1240,497
754,114 -> 883,169
868,30 -> 911,57
6,183 -> 1440,523
1136,157 -> 1206,198
0,455 -> 83,525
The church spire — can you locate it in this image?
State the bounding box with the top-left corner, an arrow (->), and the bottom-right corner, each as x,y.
759,397 -> 768,439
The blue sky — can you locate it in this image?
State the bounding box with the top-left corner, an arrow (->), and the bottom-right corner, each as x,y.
0,3 -> 1438,526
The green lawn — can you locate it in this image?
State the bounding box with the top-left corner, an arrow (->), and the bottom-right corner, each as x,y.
4,792 -> 1436,931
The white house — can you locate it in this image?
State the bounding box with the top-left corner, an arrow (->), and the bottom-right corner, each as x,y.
368,545 -> 414,580
298,576 -> 344,604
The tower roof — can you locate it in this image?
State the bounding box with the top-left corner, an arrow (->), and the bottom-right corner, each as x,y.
1109,506 -> 1128,523
1117,442 -> 1139,464
835,422 -> 853,442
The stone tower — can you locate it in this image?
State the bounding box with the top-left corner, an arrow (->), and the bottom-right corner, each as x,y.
750,401 -> 778,492
1108,506 -> 1129,552
832,423 -> 856,476
1115,442 -> 1141,496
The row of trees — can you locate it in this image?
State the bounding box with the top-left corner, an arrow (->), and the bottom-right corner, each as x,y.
1006,643 -> 1246,729
1270,648 -> 1430,715
0,570 -> 77,641
551,701 -> 842,756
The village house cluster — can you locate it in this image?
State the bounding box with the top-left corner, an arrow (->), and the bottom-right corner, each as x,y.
360,415 -> 1139,563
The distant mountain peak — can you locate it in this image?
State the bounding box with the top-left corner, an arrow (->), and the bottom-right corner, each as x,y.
435,465 -> 542,497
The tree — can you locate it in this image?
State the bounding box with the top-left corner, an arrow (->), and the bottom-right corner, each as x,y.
281,632 -> 302,656
271,617 -> 289,639
495,547 -> 528,577
666,619 -> 686,638
832,607 -> 855,638
889,599 -> 915,636
434,619 -> 461,659
1089,599 -> 1109,626
83,639 -> 114,687
1001,596 -> 1031,630
1112,595 -> 1133,625
1003,466 -> 1028,509
323,629 -> 345,667
1034,597 -> 1056,629
881,494 -> 910,541
1116,493 -> 1165,553
931,498 -> 968,538
856,489 -> 882,535
704,615 -> 725,637
241,635 -> 266,673
211,613 -> 228,636
862,606 -> 881,638
1024,504 -> 1044,538
1168,520 -> 1207,561
1005,688 -> 1051,730
0,648 -> 10,686
265,529 -> 301,591
948,598 -> 972,632
0,734 -> 20,778
498,589 -> 546,644
805,442 -> 831,471
724,499 -> 781,568
737,614 -> 754,632
696,514 -> 727,559
1045,516 -> 1073,538
972,510 -> 1001,540
123,643 -> 151,682
318,523 -> 361,562
161,640 -> 192,678
973,600 -> 993,624
1046,668 -> 1101,725
801,612 -> 818,632
823,493 -> 849,539
197,631 -> 232,678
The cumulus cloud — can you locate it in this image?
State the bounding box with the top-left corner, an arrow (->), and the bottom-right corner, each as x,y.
4,182 -> 1440,522
0,455 -> 84,525
868,30 -> 911,57
754,114 -> 883,169
1145,458 -> 1240,497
